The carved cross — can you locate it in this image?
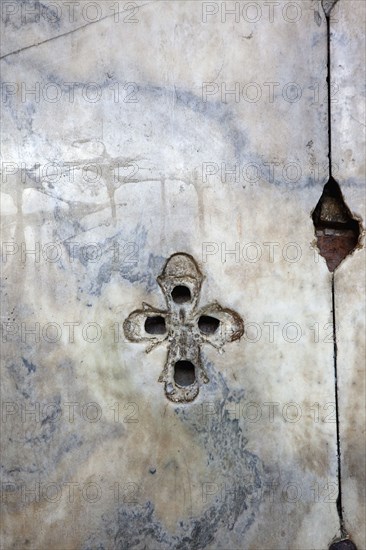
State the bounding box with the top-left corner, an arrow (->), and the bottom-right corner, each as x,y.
123,253 -> 244,403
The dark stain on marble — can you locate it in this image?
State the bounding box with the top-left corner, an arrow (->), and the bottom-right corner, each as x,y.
21,357 -> 36,374
83,363 -> 267,550
89,227 -> 165,296
330,538 -> 358,550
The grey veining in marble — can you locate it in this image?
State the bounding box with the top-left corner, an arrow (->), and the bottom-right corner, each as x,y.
1,0 -> 363,548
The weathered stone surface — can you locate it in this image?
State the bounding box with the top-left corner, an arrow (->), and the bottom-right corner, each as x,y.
330,1 -> 366,547
0,1 -> 350,548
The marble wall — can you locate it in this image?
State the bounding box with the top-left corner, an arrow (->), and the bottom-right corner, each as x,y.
0,1 -> 364,548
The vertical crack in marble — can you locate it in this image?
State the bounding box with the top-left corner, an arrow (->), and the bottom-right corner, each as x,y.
329,1 -> 366,545
325,5 -> 345,542
312,2 -> 364,546
331,273 -> 344,536
324,4 -> 362,548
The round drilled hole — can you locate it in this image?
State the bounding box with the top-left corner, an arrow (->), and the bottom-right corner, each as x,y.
174,360 -> 196,387
198,315 -> 220,335
144,316 -> 166,335
171,285 -> 191,304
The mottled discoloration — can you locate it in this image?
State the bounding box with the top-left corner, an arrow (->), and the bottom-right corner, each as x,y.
82,367 -> 267,550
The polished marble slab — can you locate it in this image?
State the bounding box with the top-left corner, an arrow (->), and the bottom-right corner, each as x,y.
0,1 -> 355,548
